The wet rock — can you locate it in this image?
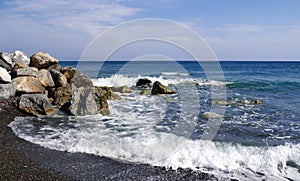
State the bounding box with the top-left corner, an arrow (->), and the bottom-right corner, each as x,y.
0,52 -> 13,71
136,78 -> 152,87
70,70 -> 93,88
202,112 -> 224,120
96,86 -> 112,100
238,99 -> 262,105
12,76 -> 45,94
12,50 -> 30,65
0,82 -> 16,99
212,100 -> 230,106
94,86 -> 110,115
30,52 -> 58,69
0,67 -> 11,83
112,86 -> 131,93
50,69 -> 68,87
70,86 -> 109,116
151,81 -> 176,95
16,67 -> 38,77
53,84 -> 72,110
140,89 -> 151,95
37,69 -> 55,87
19,94 -> 55,116
61,66 -> 76,82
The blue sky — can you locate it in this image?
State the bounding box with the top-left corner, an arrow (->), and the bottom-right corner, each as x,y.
1,0 -> 300,60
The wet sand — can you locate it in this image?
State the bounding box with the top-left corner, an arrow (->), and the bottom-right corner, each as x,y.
0,97 -> 216,180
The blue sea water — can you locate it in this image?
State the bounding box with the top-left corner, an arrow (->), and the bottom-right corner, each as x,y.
9,60 -> 300,180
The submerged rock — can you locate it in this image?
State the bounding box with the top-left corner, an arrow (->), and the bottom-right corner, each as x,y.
136,78 -> 152,87
12,76 -> 45,94
112,86 -> 131,93
151,81 -> 176,95
37,69 -> 55,87
16,67 -> 38,77
30,52 -> 58,69
0,82 -> 16,99
212,100 -> 230,106
12,50 -> 30,65
202,112 -> 224,120
238,99 -> 262,105
50,69 -> 68,87
19,94 -> 55,116
0,67 -> 11,83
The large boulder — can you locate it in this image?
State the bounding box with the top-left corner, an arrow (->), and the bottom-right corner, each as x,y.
19,94 -> 55,116
69,86 -> 109,116
12,51 -> 30,65
0,52 -> 13,71
0,67 -> 11,83
47,64 -> 62,72
16,67 -> 38,77
0,82 -> 17,99
30,52 -> 58,69
37,69 -> 55,87
12,76 -> 45,94
11,62 -> 29,78
136,78 -> 152,87
61,66 -> 76,82
70,69 -> 93,88
50,69 -> 68,87
151,81 -> 176,95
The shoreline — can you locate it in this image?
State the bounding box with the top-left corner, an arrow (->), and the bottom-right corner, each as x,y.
0,97 -> 216,180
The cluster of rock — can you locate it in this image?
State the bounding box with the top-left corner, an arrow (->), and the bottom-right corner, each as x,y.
0,51 -> 109,116
135,78 -> 176,95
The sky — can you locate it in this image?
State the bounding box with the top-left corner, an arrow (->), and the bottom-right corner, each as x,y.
1,0 -> 300,60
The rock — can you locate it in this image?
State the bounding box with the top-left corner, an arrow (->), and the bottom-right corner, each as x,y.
50,69 -> 68,87
70,86 -> 109,116
53,84 -> 72,110
0,82 -> 17,99
96,86 -> 112,100
151,81 -> 176,95
16,67 -> 38,77
37,69 -> 55,87
0,52 -> 13,71
11,62 -> 29,78
212,100 -> 230,106
12,76 -> 45,94
12,51 -> 30,65
19,94 -> 55,116
0,67 -> 11,83
111,93 -> 122,100
140,89 -> 151,95
70,70 -> 93,88
202,112 -> 224,120
94,86 -> 110,114
47,64 -> 62,72
112,86 -> 131,93
238,99 -> 262,105
136,78 -> 152,87
62,66 -> 76,82
30,52 -> 58,69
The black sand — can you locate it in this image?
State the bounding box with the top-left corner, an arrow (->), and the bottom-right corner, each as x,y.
0,97 -> 217,180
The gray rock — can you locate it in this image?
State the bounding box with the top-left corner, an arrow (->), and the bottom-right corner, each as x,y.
0,82 -> 16,99
16,67 -> 38,77
12,76 -> 45,94
37,69 -> 55,87
30,52 -> 58,69
11,62 -> 29,78
53,84 -> 72,110
19,94 -> 55,116
151,81 -> 176,95
136,78 -> 152,87
50,69 -> 68,87
112,86 -> 131,93
70,69 -> 93,88
0,52 -> 13,71
12,50 -> 30,65
47,64 -> 62,72
0,67 -> 11,83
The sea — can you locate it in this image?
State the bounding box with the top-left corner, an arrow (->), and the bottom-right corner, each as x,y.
9,60 -> 300,180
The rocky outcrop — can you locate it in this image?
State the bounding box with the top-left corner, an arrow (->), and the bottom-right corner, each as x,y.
151,81 -> 176,95
12,51 -> 30,65
136,78 -> 152,87
16,67 -> 38,77
37,69 -> 55,87
12,76 -> 45,94
50,69 -> 68,87
0,67 -> 11,83
19,94 -> 55,116
0,82 -> 16,99
30,52 -> 58,69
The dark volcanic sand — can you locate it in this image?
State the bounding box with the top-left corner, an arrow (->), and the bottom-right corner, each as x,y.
0,97 -> 217,180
